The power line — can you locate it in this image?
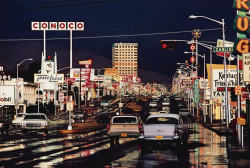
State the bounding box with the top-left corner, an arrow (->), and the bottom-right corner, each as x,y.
0,28 -> 222,42
0,0 -> 116,13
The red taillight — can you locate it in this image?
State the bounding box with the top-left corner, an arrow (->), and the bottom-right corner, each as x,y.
107,124 -> 110,131
174,126 -> 178,135
139,125 -> 144,134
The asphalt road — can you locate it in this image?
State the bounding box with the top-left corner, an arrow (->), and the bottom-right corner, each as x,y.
0,97 -> 229,168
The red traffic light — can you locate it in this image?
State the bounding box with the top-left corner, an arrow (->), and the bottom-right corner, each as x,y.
47,56 -> 52,60
161,41 -> 177,50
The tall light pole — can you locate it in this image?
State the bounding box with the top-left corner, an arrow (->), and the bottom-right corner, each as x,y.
185,52 -> 206,122
16,58 -> 33,116
189,15 -> 228,130
96,68 -> 105,99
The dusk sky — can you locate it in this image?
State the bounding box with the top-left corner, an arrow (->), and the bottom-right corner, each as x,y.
0,0 -> 236,84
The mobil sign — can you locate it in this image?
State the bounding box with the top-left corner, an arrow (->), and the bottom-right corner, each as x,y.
0,85 -> 15,105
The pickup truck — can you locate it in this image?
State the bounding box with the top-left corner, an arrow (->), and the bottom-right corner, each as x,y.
139,113 -> 189,147
107,115 -> 142,141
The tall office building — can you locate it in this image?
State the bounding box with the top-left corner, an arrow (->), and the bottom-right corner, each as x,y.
112,43 -> 138,76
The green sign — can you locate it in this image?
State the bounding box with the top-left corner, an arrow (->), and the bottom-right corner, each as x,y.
194,79 -> 199,104
213,47 -> 233,52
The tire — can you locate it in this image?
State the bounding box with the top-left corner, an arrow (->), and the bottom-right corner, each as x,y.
110,137 -> 114,147
22,129 -> 27,134
175,139 -> 181,148
44,129 -> 48,134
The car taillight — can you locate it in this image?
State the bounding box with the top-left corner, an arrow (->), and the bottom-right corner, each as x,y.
139,125 -> 144,134
174,126 -> 178,135
107,124 -> 110,131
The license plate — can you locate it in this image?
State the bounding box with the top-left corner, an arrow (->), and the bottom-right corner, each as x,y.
121,133 -> 127,137
155,136 -> 163,140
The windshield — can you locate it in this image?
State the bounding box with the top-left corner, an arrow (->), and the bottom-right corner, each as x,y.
24,115 -> 46,120
113,117 -> 137,124
74,111 -> 82,114
146,117 -> 178,125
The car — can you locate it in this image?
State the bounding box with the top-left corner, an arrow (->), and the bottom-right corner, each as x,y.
175,96 -> 182,101
21,113 -> 50,134
149,101 -> 157,107
162,99 -> 170,106
179,109 -> 190,116
72,111 -> 86,123
139,113 -> 189,147
0,115 -> 10,134
149,108 -> 159,115
177,101 -> 185,107
107,115 -> 142,141
12,113 -> 26,127
158,111 -> 169,114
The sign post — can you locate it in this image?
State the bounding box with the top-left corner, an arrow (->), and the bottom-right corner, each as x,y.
66,101 -> 74,130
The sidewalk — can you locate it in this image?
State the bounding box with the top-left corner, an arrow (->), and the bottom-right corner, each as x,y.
195,114 -> 250,167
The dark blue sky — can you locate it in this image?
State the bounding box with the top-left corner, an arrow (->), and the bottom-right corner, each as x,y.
0,0 -> 236,83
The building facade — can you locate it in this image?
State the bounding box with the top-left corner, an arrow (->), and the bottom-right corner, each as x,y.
112,43 -> 138,76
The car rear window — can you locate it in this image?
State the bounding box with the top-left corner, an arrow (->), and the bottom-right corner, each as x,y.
25,115 -> 46,120
146,117 -> 178,125
113,117 -> 137,124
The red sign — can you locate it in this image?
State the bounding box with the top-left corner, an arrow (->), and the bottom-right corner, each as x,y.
190,44 -> 195,51
65,78 -> 76,84
216,52 -> 230,58
242,93 -> 250,99
190,56 -> 195,63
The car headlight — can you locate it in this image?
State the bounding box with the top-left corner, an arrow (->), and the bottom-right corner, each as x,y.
21,123 -> 26,126
41,123 -> 47,127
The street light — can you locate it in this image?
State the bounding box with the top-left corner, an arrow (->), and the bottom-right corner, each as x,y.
16,58 -> 33,116
185,52 -> 207,122
188,15 -> 229,130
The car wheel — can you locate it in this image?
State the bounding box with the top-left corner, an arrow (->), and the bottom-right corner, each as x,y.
175,139 -> 181,148
110,137 -> 114,147
44,129 -> 48,134
22,129 -> 27,134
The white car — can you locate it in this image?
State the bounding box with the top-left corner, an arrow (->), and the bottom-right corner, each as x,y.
12,113 -> 26,127
149,101 -> 157,107
139,114 -> 189,147
21,113 -> 50,134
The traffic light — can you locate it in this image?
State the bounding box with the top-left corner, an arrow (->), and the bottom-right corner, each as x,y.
161,41 -> 177,50
46,55 -> 53,61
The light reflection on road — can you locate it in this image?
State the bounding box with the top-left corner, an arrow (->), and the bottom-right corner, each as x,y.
107,123 -> 228,168
189,123 -> 228,168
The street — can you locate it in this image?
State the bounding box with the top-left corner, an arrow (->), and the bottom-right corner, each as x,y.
0,111 -> 229,167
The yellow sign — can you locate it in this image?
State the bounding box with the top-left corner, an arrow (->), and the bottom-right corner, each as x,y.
235,85 -> 242,95
66,101 -> 74,111
237,117 -> 246,125
79,59 -> 92,65
104,68 -> 119,77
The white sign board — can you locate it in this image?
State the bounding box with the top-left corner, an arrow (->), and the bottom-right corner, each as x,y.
59,92 -> 64,102
243,53 -> 250,82
66,102 -> 74,111
34,74 -> 64,83
213,69 -> 246,88
0,85 -> 15,105
31,22 -> 84,31
199,79 -> 209,89
0,66 -> 3,72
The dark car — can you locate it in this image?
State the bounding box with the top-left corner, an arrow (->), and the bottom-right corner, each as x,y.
72,111 -> 87,123
0,115 -> 10,134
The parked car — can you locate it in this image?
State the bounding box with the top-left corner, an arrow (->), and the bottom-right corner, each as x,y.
21,113 -> 50,134
107,115 -> 142,141
139,113 -> 189,147
72,111 -> 86,123
12,113 -> 26,127
0,115 -> 10,134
